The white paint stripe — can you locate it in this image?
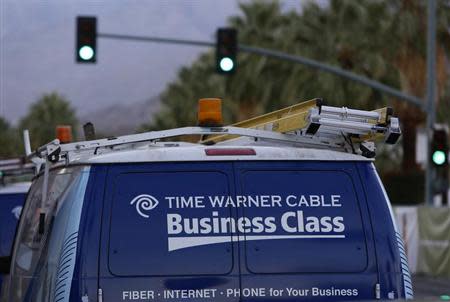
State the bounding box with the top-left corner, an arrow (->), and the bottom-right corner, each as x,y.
168,234 -> 345,251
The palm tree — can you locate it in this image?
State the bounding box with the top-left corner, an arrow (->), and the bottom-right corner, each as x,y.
269,0 -> 450,171
226,1 -> 293,119
145,0 -> 450,173
0,117 -> 20,158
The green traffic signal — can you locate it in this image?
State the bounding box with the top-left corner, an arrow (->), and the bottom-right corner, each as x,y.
219,57 -> 234,72
76,16 -> 97,63
79,46 -> 94,61
432,150 -> 447,166
216,28 -> 237,74
431,128 -> 449,167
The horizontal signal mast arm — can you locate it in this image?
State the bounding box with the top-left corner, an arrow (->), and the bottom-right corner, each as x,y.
97,32 -> 424,111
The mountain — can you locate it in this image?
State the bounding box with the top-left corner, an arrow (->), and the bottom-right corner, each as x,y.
79,96 -> 161,137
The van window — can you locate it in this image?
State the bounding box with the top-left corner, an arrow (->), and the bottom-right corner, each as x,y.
239,169 -> 368,273
8,166 -> 90,302
109,171 -> 234,276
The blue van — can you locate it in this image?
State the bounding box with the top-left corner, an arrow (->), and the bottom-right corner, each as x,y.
0,182 -> 29,296
3,100 -> 413,301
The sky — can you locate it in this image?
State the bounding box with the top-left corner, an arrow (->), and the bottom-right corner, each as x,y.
0,1 -> 303,125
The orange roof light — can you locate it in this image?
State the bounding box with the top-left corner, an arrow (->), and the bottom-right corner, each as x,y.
198,98 -> 223,127
56,125 -> 73,144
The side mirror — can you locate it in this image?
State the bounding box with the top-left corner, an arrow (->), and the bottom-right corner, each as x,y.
0,256 -> 11,274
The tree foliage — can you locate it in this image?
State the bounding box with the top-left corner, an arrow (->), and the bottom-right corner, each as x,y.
144,0 -> 450,172
19,92 -> 78,149
0,117 -> 19,158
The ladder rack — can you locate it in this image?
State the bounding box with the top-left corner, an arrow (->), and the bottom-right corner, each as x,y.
27,98 -> 401,166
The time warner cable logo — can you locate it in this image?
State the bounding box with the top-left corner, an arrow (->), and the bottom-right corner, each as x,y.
11,206 -> 22,220
130,194 -> 159,218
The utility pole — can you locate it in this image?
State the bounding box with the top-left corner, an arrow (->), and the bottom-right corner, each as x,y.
425,0 -> 437,205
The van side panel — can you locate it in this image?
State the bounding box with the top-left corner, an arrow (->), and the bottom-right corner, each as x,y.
0,193 -> 25,257
98,162 -> 240,302
70,166 -> 107,301
357,162 -> 411,300
235,161 -> 378,301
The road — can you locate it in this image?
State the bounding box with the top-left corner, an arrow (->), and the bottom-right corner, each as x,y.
413,275 -> 450,301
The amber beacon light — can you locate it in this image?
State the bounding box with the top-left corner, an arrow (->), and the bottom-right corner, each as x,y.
198,98 -> 223,127
56,125 -> 73,144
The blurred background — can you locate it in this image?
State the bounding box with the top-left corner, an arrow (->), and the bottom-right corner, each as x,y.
1,0 -> 449,299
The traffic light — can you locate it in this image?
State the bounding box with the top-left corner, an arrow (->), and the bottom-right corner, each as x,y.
431,126 -> 449,204
216,28 -> 237,74
431,127 -> 448,167
76,16 -> 97,63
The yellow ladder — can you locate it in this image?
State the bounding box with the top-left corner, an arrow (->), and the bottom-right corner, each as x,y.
202,98 -> 321,144
201,98 -> 398,146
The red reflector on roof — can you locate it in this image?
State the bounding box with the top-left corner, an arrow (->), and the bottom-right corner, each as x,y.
205,148 -> 256,156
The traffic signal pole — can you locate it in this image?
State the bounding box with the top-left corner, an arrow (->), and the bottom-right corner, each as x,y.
425,0 -> 437,205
